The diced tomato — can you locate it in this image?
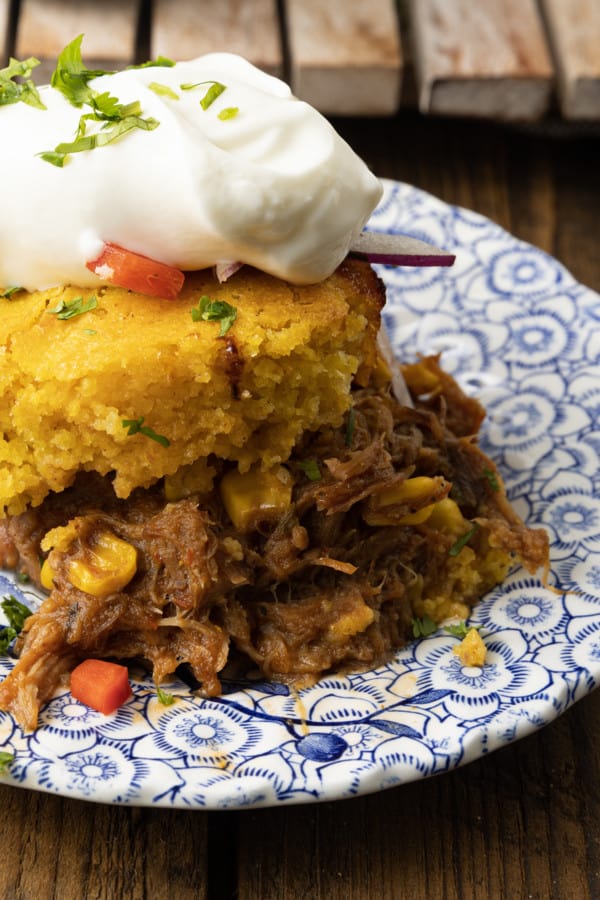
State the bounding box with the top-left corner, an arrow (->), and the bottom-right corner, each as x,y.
70,658 -> 132,715
86,241 -> 185,300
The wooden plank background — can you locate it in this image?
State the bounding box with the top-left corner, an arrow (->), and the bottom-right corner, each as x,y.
2,0 -> 600,121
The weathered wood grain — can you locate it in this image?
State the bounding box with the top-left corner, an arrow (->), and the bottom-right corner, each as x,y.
540,0 -> 600,119
409,0 -> 554,120
0,0 -> 9,62
15,0 -> 141,78
151,0 -> 283,77
285,0 -> 403,115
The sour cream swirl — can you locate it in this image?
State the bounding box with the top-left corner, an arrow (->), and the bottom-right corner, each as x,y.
0,53 -> 382,289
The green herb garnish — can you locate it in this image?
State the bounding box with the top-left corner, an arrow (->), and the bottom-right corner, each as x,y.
0,751 -> 15,774
148,82 -> 179,100
47,295 -> 97,320
0,56 -> 45,109
448,523 -> 479,557
156,686 -> 176,706
482,468 -> 500,492
345,407 -> 356,448
122,416 -> 170,448
40,35 -> 159,166
297,459 -> 321,482
0,595 -> 32,653
411,614 -> 438,639
191,296 -> 237,336
180,80 -> 226,110
444,621 -> 480,639
0,286 -> 23,298
128,57 -> 175,70
218,106 -> 239,120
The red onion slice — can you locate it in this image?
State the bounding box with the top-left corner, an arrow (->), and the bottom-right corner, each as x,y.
350,232 -> 455,267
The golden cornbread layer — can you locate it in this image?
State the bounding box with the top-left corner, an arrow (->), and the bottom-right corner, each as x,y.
0,260 -> 383,515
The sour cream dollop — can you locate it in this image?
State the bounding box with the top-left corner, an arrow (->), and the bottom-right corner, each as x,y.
0,53 -> 382,290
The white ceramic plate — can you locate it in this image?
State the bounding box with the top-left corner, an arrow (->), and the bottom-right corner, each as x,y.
2,179 -> 598,809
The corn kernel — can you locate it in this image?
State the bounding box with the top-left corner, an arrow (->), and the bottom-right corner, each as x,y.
68,532 -> 137,597
426,497 -> 468,535
219,464 -> 293,532
40,558 -> 55,591
363,476 -> 448,526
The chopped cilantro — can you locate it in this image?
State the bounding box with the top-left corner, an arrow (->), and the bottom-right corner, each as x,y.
482,468 -> 500,492
344,407 -> 356,448
191,296 -> 237,336
297,459 -> 321,482
180,80 -> 227,110
0,595 -> 32,653
156,686 -> 175,706
449,523 -> 479,557
40,35 -> 159,166
218,106 -> 239,121
0,751 -> 15,774
47,295 -> 97,320
411,614 -> 437,638
128,57 -> 175,70
122,416 -> 170,448
1,286 -> 23,298
0,56 -> 45,109
148,82 -> 179,100
444,621 -> 480,639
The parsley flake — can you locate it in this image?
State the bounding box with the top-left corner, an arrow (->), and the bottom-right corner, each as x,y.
191,296 -> 237,336
0,595 -> 32,653
122,416 -> 170,448
0,56 -> 45,109
0,751 -> 15,774
47,295 -> 97,320
411,614 -> 438,639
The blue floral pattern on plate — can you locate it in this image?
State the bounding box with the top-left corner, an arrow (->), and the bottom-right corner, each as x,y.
1,178 -> 599,808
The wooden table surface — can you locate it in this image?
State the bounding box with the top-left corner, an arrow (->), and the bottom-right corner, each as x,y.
2,112 -> 600,900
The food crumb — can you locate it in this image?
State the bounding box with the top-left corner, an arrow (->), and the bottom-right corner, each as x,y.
453,627 -> 486,667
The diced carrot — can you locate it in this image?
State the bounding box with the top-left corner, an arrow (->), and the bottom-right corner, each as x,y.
86,241 -> 185,300
70,658 -> 132,715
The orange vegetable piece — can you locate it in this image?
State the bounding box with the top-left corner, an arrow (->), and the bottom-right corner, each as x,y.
86,241 -> 185,300
70,658 -> 132,715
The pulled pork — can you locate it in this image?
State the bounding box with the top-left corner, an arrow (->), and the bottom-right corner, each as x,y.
0,357 -> 549,730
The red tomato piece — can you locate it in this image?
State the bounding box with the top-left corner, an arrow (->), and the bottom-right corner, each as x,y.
86,242 -> 185,300
70,658 -> 132,715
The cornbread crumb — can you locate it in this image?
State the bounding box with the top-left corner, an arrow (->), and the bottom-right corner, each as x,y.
453,628 -> 487,667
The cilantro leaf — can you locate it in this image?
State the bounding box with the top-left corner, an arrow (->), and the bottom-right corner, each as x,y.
482,468 -> 500,492
217,106 -> 239,121
0,286 -> 23,298
444,621 -> 480,639
50,34 -> 111,107
191,296 -> 237,336
0,595 -> 32,653
411,615 -> 438,639
156,686 -> 176,706
122,416 -> 170,448
148,82 -> 179,101
0,56 -> 45,109
46,295 -> 97,320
